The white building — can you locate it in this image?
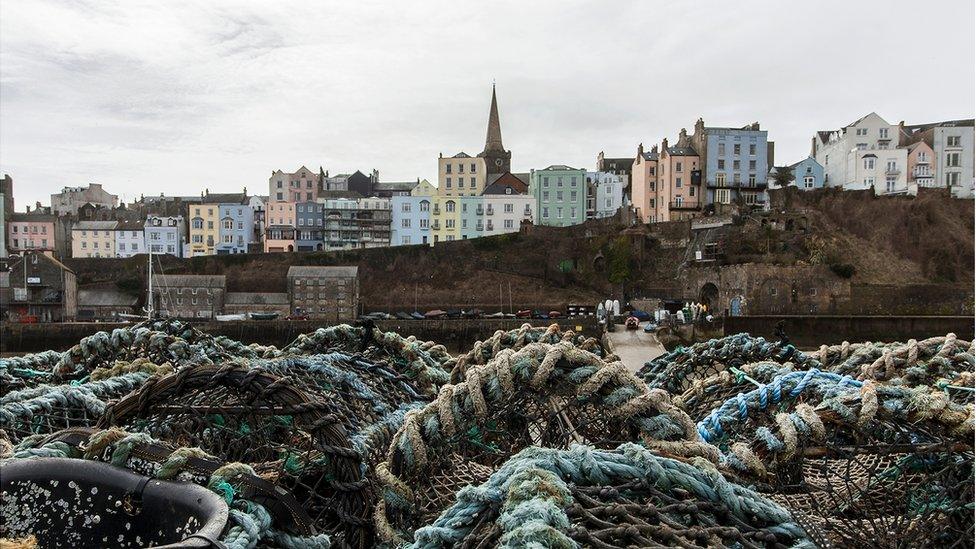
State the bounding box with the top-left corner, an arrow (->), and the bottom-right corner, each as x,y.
114,220 -> 146,258
813,112 -> 901,190
902,119 -> 974,199
586,171 -> 624,219
848,148 -> 914,196
145,215 -> 185,257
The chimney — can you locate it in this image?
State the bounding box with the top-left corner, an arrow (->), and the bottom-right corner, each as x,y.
637,143 -> 644,157
243,186 -> 247,196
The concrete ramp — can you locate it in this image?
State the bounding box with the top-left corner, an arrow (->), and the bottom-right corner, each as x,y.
607,326 -> 666,373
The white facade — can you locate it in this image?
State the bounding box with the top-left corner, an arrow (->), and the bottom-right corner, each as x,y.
586,171 -> 624,219
848,149 -> 914,196
814,112 -> 900,189
145,216 -> 185,257
481,194 -> 535,236
929,125 -> 975,199
115,224 -> 146,258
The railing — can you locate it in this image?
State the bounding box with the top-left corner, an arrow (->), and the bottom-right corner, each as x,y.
486,223 -> 494,231
885,167 -> 901,175
669,201 -> 699,210
485,208 -> 494,216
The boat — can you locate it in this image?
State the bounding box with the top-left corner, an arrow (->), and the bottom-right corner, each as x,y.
249,312 -> 279,321
410,312 -> 425,320
216,314 -> 247,322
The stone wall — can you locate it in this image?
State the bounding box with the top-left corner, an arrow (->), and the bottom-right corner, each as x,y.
725,315 -> 975,348
1,317 -> 602,354
680,263 -> 851,315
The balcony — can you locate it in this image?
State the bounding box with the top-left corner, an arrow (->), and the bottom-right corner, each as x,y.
669,201 -> 699,211
476,223 -> 484,231
486,223 -> 494,231
433,207 -> 441,215
485,208 -> 495,216
432,222 -> 441,230
476,207 -> 484,215
885,167 -> 901,175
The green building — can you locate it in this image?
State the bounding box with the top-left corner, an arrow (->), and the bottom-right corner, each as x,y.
528,165 -> 586,227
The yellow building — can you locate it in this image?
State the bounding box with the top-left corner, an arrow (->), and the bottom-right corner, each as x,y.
437,153 -> 486,197
188,203 -> 219,257
71,221 -> 117,258
431,196 -> 461,243
411,179 -> 437,197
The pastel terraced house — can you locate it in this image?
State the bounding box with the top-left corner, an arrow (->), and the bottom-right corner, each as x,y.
72,221 -> 118,258
529,165 -> 586,227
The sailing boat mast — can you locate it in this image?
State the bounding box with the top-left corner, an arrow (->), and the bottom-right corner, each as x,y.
145,246 -> 154,318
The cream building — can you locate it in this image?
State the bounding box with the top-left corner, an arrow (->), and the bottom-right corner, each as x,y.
437,153 -> 486,197
431,196 -> 461,243
72,221 -> 118,258
848,148 -> 913,195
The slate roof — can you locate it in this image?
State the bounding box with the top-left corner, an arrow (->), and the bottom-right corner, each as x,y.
287,266 -> 359,278
73,220 -> 119,230
154,274 -> 226,288
483,172 -> 529,195
201,193 -> 249,205
78,289 -> 139,307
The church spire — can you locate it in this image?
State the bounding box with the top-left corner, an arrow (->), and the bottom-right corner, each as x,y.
484,84 -> 504,152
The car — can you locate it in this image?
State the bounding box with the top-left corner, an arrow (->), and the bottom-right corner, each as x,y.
445,309 -> 462,319
410,311 -> 425,320
515,309 -> 532,319
425,309 -> 447,319
630,310 -> 651,321
395,312 -> 414,320
285,314 -> 309,321
462,308 -> 484,319
625,316 -> 640,330
547,310 -> 562,319
532,310 -> 549,319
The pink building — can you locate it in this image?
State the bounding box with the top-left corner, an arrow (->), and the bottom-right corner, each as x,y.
7,214 -> 56,254
631,143 -> 659,223
264,201 -> 297,252
906,141 -> 936,188
652,131 -> 703,222
269,166 -> 321,202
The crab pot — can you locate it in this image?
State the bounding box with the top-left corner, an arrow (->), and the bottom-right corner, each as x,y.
0,458 -> 228,548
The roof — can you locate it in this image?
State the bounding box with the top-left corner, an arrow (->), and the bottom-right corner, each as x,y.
540,165 -> 580,171
154,274 -> 226,287
73,220 -> 119,230
666,146 -> 698,156
903,118 -> 975,132
640,151 -> 659,161
483,172 -> 529,195
320,190 -> 364,200
787,157 -> 821,169
450,152 -> 472,158
115,220 -> 145,231
287,266 -> 359,278
224,292 -> 289,305
201,193 -> 248,205
816,131 -> 833,145
373,181 -> 417,191
9,213 -> 57,222
78,289 -> 139,307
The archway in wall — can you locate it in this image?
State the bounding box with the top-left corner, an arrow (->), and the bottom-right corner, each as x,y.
698,282 -> 720,311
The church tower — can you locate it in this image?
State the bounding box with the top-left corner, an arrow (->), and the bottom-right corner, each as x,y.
478,84 -> 512,175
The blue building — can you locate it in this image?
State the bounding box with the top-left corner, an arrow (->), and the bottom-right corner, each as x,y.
295,201 -> 325,251
391,195 -> 432,246
694,119 -> 769,207
790,157 -> 825,191
458,196 -> 483,240
201,192 -> 254,255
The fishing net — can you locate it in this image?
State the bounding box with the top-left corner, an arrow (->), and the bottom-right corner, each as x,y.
0,369 -> 164,444
447,323 -> 607,382
233,352 -> 438,467
3,427 -> 333,548
373,341 -> 718,544
694,369 -> 974,548
95,363 -> 371,547
281,324 -> 453,395
639,333 -> 818,394
407,443 -> 813,548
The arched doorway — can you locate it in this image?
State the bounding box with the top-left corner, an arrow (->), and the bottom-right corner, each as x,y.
287,245 -> 294,252
698,283 -> 719,311
729,295 -> 743,316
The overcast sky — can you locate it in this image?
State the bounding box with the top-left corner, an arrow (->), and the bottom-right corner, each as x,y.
2,0 -> 974,207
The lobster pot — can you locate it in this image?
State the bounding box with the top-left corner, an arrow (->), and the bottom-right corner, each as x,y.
97,364 -> 371,547
408,444 -> 812,549
0,458 -> 227,548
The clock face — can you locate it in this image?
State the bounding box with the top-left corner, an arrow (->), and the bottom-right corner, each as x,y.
495,159 -> 503,166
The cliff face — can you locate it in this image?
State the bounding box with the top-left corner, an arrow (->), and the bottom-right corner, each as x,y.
64,188 -> 973,313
